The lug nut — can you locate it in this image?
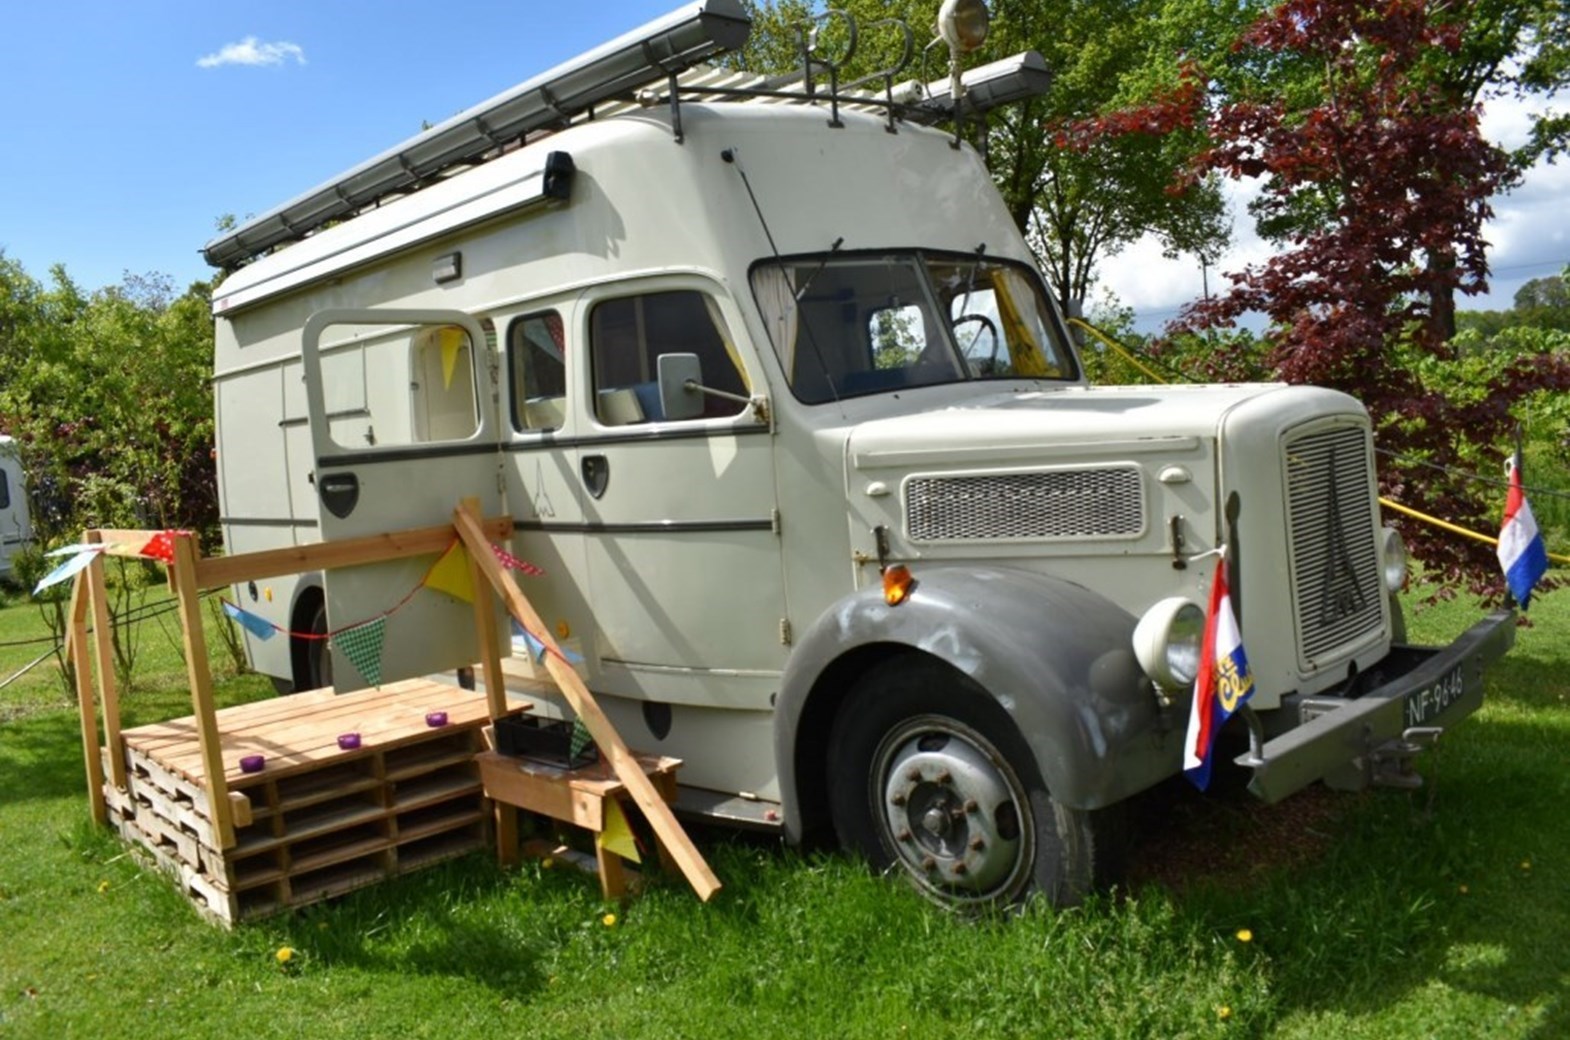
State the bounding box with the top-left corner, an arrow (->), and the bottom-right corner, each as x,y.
935,770 -> 952,785
964,799 -> 979,813
921,856 -> 937,873
890,792 -> 907,807
907,767 -> 924,782
952,862 -> 968,876
897,828 -> 912,842
969,836 -> 985,851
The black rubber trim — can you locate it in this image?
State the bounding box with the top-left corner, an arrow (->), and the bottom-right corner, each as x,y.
505,423 -> 769,453
514,518 -> 773,534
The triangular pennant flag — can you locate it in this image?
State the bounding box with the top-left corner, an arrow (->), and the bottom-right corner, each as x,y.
221,600 -> 276,641
440,328 -> 463,390
569,714 -> 595,764
45,543 -> 99,557
597,798 -> 641,864
423,541 -> 474,603
518,628 -> 584,665
138,529 -> 192,564
33,546 -> 103,595
491,543 -> 545,577
334,616 -> 387,687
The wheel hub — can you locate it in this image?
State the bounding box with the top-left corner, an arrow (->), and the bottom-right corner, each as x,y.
878,723 -> 1029,898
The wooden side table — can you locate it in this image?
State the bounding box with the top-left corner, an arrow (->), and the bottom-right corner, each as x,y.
475,749 -> 682,899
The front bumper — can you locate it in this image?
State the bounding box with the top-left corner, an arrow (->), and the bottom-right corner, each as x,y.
1238,610 -> 1515,803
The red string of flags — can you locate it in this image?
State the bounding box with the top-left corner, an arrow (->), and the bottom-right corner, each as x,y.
31,530 -> 193,594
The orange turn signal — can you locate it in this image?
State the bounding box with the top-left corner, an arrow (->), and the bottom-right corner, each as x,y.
882,564 -> 915,606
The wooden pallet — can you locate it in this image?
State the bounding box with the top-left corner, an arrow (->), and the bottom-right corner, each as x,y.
104,678 -> 499,925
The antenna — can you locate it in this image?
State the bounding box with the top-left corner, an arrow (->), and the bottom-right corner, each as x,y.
203,0 -> 751,270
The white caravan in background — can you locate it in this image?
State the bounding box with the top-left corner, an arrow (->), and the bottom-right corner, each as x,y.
0,436 -> 34,582
205,0 -> 1511,909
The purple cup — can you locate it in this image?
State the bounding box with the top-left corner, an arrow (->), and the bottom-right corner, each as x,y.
425,711 -> 449,728
337,732 -> 362,750
239,754 -> 265,774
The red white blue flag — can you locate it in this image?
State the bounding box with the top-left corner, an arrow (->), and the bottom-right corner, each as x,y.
1497,456 -> 1549,609
1183,551 -> 1256,791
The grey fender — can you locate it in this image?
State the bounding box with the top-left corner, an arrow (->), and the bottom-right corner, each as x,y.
775,566 -> 1182,842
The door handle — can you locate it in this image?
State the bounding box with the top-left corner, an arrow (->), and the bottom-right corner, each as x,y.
581,454 -> 609,499
318,472 -> 360,518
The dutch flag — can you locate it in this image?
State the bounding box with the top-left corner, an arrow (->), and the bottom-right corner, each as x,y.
1183,550 -> 1256,791
1498,456 -> 1549,609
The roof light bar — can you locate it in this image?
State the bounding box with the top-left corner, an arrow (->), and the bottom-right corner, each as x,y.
902,51 -> 1053,124
203,0 -> 751,270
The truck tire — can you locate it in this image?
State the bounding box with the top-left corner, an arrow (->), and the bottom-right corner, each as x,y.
827,658 -> 1117,909
304,601 -> 332,691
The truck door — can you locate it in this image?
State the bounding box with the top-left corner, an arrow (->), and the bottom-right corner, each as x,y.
576,283 -> 786,706
301,309 -> 504,690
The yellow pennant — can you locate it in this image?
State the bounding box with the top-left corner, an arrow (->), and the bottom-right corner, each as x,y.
440,328 -> 464,390
423,541 -> 474,603
597,797 -> 641,864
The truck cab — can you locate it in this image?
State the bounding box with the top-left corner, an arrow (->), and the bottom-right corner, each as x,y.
206,0 -> 1513,909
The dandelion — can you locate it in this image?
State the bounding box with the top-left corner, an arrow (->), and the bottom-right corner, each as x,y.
602,913 -> 618,928
1458,884 -> 1469,895
1235,928 -> 1253,944
1217,1005 -> 1233,1020
1520,859 -> 1532,871
276,946 -> 295,965
97,880 -> 110,894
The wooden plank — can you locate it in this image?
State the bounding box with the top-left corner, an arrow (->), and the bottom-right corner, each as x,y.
171,532 -> 235,849
455,498 -> 722,902
462,498 -> 509,720
68,571 -> 107,827
85,534 -> 126,790
190,516 -> 511,591
477,751 -> 604,830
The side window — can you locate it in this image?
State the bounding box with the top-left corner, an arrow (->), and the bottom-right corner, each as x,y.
588,290 -> 747,426
0,469 -> 10,510
508,311 -> 567,431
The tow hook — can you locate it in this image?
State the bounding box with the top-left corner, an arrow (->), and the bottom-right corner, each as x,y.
1369,726 -> 1444,790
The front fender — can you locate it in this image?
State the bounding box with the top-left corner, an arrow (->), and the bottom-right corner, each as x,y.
776,566 -> 1182,840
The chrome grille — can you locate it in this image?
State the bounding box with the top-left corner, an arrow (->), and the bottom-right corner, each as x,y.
906,468 -> 1144,541
1284,424 -> 1384,663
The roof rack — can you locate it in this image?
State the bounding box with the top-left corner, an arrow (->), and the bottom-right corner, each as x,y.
203,0 -> 1052,272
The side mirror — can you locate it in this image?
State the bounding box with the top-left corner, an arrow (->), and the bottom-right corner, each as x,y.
656,353 -> 705,422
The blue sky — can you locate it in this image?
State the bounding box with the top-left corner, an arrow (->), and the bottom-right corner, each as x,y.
1,1 -> 1564,326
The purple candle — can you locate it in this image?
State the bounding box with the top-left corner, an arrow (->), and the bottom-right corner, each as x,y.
425,711 -> 449,728
239,754 -> 265,774
337,732 -> 362,750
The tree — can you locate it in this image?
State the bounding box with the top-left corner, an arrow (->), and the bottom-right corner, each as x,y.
1146,0 -> 1570,595
734,0 -> 1236,317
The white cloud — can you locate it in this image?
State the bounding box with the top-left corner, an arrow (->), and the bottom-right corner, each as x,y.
197,37 -> 306,69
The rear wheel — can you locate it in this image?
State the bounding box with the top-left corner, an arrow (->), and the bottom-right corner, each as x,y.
303,601 -> 332,691
828,658 -> 1119,909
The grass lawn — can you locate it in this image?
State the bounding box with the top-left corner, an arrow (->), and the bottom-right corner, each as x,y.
1,580 -> 1565,1039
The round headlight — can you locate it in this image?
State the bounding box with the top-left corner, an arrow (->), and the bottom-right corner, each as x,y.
1133,597 -> 1206,690
1380,526 -> 1408,593
938,0 -> 989,54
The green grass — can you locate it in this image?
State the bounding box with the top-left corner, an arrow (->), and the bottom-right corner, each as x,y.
1,586 -> 1567,1038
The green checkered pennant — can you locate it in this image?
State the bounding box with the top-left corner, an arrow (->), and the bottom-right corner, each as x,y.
333,616 -> 387,688
569,715 -> 595,765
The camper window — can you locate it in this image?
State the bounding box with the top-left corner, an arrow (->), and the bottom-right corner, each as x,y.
408,325 -> 481,442
0,470 -> 9,510
508,311 -> 568,431
589,290 -> 747,426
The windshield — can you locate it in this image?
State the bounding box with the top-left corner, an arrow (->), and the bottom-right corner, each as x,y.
750,251 -> 1077,404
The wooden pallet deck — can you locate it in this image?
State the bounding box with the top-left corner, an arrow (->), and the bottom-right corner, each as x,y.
103,678 -> 499,926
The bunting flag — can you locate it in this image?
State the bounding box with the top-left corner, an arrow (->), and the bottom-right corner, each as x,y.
33,545 -> 104,594
138,530 -> 190,564
1183,550 -> 1256,791
569,714 -> 595,765
221,600 -> 277,641
597,798 -> 640,864
517,627 -> 585,666
423,541 -> 475,603
1498,456 -> 1549,609
491,543 -> 545,577
334,616 -> 387,687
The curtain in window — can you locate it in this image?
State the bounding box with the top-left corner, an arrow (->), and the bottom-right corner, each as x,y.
752,267 -> 799,379
990,268 -> 1055,378
701,294 -> 752,393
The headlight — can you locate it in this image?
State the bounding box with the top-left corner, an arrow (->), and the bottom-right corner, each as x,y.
1380,526 -> 1408,593
937,0 -> 989,53
1132,597 -> 1205,690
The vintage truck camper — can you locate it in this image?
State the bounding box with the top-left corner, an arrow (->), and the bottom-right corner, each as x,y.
206,0 -> 1513,908
0,436 -> 34,582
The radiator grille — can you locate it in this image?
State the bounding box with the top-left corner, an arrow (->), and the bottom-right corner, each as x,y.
1284,424 -> 1384,663
906,468 -> 1144,541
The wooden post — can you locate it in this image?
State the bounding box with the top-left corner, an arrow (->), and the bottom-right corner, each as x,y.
68,570 -> 107,826
170,532 -> 236,849
459,499 -> 510,720
85,532 -> 126,790
453,504 -> 722,902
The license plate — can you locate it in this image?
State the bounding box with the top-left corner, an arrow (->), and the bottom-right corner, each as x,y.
1404,665 -> 1466,728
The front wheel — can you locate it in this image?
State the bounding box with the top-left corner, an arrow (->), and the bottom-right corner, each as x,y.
828,659 -> 1120,910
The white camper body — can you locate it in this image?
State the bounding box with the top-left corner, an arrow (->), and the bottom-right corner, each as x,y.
0,436 -> 34,581
209,1 -> 1511,907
